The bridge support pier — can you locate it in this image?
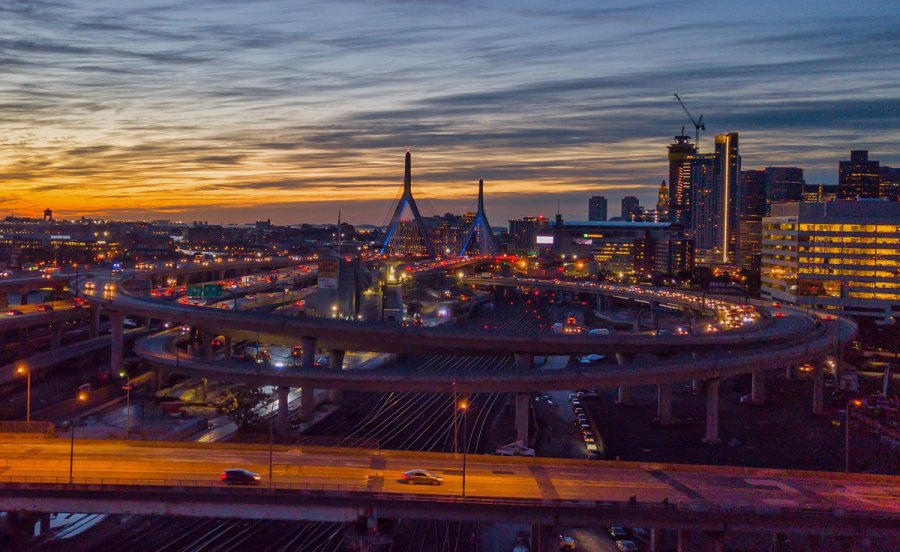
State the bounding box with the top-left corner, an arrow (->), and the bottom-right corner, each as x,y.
18,328 -> 32,358
110,311 -> 125,378
90,304 -> 101,339
813,361 -> 825,416
703,379 -> 721,445
657,383 -> 674,425
51,323 -> 63,349
514,353 -> 533,370
705,531 -> 725,552
328,349 -> 345,370
19,292 -> 28,305
277,386 -> 290,437
615,353 -> 634,405
200,331 -> 213,360
649,300 -> 660,327
301,386 -> 315,422
692,378 -> 703,394
676,529 -> 692,552
751,370 -> 766,404
649,528 -> 664,551
0,294 -> 6,309
515,392 -> 530,444
531,523 -> 558,552
785,364 -> 796,379
223,336 -> 233,361
301,337 -> 316,370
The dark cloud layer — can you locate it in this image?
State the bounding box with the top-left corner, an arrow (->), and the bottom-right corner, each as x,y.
0,0 -> 898,224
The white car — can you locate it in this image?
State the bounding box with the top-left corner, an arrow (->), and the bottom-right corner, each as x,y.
616,540 -> 638,551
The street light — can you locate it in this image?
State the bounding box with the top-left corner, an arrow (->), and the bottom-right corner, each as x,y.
120,370 -> 133,438
458,399 -> 469,499
70,390 -> 89,484
16,363 -> 30,422
845,398 -> 863,473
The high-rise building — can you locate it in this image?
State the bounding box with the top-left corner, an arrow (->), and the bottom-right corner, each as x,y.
880,166 -> 900,202
656,180 -> 669,218
688,154 -> 718,262
765,167 -> 805,207
588,196 -> 607,221
761,201 -> 900,321
621,196 -> 641,222
839,150 -> 881,200
667,134 -> 697,225
737,170 -> 767,269
507,216 -> 549,253
802,184 -> 838,202
716,132 -> 741,264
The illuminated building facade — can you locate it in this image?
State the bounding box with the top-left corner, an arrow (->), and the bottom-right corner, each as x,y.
738,169 -> 767,270
838,150 -> 881,200
667,134 -> 697,225
621,196 -> 641,222
689,133 -> 740,265
507,216 -> 549,253
802,184 -> 838,203
656,180 -> 669,219
761,201 -> 900,320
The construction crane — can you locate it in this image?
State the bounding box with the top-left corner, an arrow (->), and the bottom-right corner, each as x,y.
674,93 -> 705,149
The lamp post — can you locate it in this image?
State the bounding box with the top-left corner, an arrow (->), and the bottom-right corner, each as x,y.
458,400 -> 469,498
120,370 -> 132,438
845,398 -> 863,473
16,364 -> 30,422
269,416 -> 274,490
70,390 -> 89,484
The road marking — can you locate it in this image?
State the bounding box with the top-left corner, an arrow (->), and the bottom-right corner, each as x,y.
648,471 -> 704,500
528,465 -> 559,500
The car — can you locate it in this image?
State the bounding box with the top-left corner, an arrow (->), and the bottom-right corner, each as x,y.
608,527 -> 627,540
41,273 -> 53,279
616,541 -> 638,551
4,310 -> 23,316
84,281 -> 96,291
221,468 -> 261,485
400,469 -> 443,485
36,304 -> 53,312
772,302 -> 781,307
559,534 -> 576,550
111,268 -> 124,275
774,312 -> 785,318
0,270 -> 11,278
103,282 -> 116,292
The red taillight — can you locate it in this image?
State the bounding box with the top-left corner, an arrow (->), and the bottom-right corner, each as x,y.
401,474 -> 409,479
220,474 -> 227,479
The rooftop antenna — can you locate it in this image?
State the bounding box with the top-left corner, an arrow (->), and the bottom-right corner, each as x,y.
674,93 -> 705,150
337,210 -> 341,256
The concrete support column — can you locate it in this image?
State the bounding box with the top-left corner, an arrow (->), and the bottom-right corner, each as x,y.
692,378 -> 703,393
677,529 -> 692,552
514,352 -> 533,370
813,361 -> 825,416
515,392 -> 530,444
51,323 -> 63,349
531,524 -> 557,552
19,292 -> 28,305
703,379 -> 721,445
751,370 -> 766,404
785,365 -> 796,379
0,294 -> 7,309
90,304 -> 101,339
301,336 -> 316,370
109,311 -> 125,378
201,378 -> 208,402
649,528 -> 664,552
649,301 -> 660,326
328,349 -> 345,370
39,513 -> 50,535
616,353 -> 634,405
199,330 -> 213,360
300,386 -> 315,421
277,386 -> 290,436
18,328 -> 32,358
705,531 -> 725,552
657,382 -> 674,425
224,336 -> 233,360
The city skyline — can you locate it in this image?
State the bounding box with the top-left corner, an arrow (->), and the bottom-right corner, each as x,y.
2,0 -> 899,225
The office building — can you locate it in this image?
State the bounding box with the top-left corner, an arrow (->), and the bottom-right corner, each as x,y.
667,134 -> 697,225
688,153 -> 719,262
656,180 -> 669,219
621,196 -> 641,222
880,166 -> 900,202
839,150 -> 881,200
761,201 -> 900,320
588,196 -> 608,222
716,132 -> 741,264
738,170 -> 767,269
802,184 -> 838,203
765,167 -> 805,207
689,133 -> 741,265
508,216 -> 549,253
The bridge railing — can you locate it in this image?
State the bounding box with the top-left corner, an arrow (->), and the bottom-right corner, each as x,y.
0,475 -> 367,491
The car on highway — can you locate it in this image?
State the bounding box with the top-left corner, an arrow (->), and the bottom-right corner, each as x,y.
84,281 -> 96,290
399,469 -> 444,485
36,304 -> 53,312
0,270 -> 11,278
608,527 -> 627,540
221,468 -> 261,485
616,541 -> 638,551
559,534 -> 576,550
4,310 -> 24,316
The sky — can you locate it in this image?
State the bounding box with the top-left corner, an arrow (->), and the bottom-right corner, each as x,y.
1,0 -> 898,225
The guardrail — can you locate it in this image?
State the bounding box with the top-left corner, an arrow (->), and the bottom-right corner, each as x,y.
0,475 -> 367,492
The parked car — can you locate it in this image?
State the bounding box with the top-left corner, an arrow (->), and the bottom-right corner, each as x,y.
616,540 -> 638,551
399,469 -> 443,485
37,304 -> 54,312
221,468 -> 260,485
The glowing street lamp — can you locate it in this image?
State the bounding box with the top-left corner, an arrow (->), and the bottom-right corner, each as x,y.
70,390 -> 89,483
458,400 -> 469,498
16,363 -> 30,422
845,398 -> 864,473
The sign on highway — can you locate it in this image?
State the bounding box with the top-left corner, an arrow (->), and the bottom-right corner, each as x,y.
187,286 -> 203,298
202,284 -> 223,298
318,258 -> 339,290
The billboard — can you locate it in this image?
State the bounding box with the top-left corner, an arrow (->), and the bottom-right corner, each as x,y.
318,258 -> 339,289
536,235 -> 554,245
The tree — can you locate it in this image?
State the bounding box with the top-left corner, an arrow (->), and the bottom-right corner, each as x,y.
221,386 -> 268,428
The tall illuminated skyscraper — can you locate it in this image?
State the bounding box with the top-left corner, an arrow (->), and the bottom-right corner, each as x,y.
715,132 -> 741,264
689,133 -> 740,264
667,134 -> 697,225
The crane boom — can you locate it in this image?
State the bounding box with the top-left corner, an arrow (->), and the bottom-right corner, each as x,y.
674,93 -> 706,149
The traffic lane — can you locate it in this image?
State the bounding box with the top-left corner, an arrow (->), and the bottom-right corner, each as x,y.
1,442 -> 896,514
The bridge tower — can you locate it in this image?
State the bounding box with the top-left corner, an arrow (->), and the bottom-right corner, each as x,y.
380,151 -> 436,257
458,179 -> 498,255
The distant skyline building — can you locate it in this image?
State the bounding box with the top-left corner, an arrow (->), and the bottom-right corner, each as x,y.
716,132 -> 741,264
737,169 -> 767,270
802,183 -> 838,203
765,167 -> 805,208
667,134 -> 697,226
507,215 -> 549,253
688,153 -> 718,262
621,196 -> 641,222
838,150 -> 881,200
656,180 -> 669,218
687,132 -> 741,265
588,196 -> 608,222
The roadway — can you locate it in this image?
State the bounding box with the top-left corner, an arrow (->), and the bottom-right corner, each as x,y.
0,439 -> 897,536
